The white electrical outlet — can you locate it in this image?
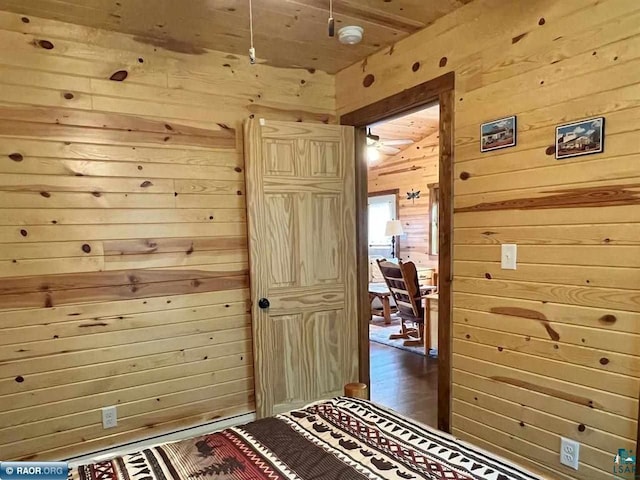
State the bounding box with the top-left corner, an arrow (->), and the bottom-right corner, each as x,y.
560,437 -> 580,470
102,406 -> 118,429
501,244 -> 517,270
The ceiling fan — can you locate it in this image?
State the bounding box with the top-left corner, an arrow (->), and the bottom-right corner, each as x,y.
366,129 -> 414,155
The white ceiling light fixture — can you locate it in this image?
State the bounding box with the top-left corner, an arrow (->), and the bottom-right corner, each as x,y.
367,146 -> 380,163
338,26 -> 364,45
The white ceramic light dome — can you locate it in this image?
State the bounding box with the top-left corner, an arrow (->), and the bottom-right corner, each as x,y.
338,26 -> 364,45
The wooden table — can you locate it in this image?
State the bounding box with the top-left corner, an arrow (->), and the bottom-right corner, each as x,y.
368,283 -> 395,324
369,283 -> 437,326
422,292 -> 438,356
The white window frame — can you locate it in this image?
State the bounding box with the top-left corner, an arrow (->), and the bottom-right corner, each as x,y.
429,183 -> 439,257
368,193 -> 398,247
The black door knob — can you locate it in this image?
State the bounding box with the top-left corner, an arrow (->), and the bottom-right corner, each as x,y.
258,298 -> 270,309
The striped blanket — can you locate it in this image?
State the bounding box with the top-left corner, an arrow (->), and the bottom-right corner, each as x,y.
72,398 -> 540,480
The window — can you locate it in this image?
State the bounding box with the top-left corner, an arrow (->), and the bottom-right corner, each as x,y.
368,193 -> 397,247
428,184 -> 439,257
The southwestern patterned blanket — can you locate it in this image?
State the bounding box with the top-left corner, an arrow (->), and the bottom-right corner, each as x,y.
72,398 -> 540,480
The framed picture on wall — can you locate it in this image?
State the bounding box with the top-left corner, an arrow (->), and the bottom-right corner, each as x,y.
480,115 -> 517,152
555,117 -> 604,160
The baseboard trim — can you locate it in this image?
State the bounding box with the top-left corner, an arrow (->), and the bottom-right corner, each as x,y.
66,412 -> 256,467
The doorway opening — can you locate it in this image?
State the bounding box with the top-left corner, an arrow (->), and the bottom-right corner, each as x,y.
365,103 -> 440,427
341,72 -> 454,433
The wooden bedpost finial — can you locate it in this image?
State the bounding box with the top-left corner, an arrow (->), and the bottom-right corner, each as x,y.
344,383 -> 368,399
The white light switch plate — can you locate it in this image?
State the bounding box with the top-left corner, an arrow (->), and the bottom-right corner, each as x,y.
102,406 -> 118,429
501,244 -> 517,270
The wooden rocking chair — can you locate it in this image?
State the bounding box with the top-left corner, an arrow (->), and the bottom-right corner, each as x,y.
376,259 -> 425,347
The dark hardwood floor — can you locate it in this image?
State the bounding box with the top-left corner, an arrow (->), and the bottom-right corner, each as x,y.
369,341 -> 438,428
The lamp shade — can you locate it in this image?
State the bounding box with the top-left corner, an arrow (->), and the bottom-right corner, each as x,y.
385,220 -> 404,236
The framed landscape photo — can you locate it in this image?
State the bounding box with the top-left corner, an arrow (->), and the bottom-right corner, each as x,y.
481,115 -> 516,152
555,117 -> 605,160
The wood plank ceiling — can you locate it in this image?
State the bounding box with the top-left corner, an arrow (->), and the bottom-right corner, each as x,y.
369,103 -> 440,160
0,0 -> 474,72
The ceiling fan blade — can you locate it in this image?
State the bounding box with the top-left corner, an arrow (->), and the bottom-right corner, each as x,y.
380,145 -> 401,155
381,139 -> 414,146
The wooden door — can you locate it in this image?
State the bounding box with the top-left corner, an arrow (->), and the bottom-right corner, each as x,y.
244,119 -> 358,418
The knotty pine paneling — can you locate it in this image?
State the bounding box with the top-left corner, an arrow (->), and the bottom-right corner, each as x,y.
0,10 -> 335,461
337,0 -> 640,478
0,0 -> 472,74
368,132 -> 439,267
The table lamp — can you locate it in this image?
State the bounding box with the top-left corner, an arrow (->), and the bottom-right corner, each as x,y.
385,219 -> 403,258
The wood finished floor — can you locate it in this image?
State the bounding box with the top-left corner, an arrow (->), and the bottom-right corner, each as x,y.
369,341 -> 438,428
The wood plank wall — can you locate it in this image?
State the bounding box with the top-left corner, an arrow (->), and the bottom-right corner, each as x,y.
337,0 -> 640,478
369,132 -> 439,267
0,11 -> 335,461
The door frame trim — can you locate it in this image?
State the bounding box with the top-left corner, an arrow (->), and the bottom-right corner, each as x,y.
340,72 -> 455,433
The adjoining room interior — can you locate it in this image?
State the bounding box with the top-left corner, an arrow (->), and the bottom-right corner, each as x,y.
365,103 -> 441,427
0,1 -> 637,479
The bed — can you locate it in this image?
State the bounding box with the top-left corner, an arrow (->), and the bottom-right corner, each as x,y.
72,397 -> 541,480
